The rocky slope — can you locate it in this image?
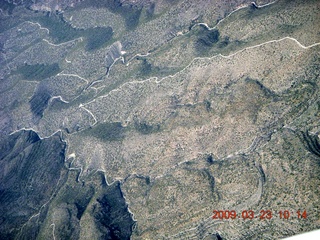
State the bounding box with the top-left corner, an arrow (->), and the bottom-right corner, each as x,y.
0,0 -> 319,239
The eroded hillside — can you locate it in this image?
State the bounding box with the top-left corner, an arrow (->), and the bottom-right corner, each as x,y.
0,0 -> 320,239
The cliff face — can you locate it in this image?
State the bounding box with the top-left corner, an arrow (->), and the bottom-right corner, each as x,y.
0,130 -> 66,239
1,0 -> 320,239
0,130 -> 134,239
